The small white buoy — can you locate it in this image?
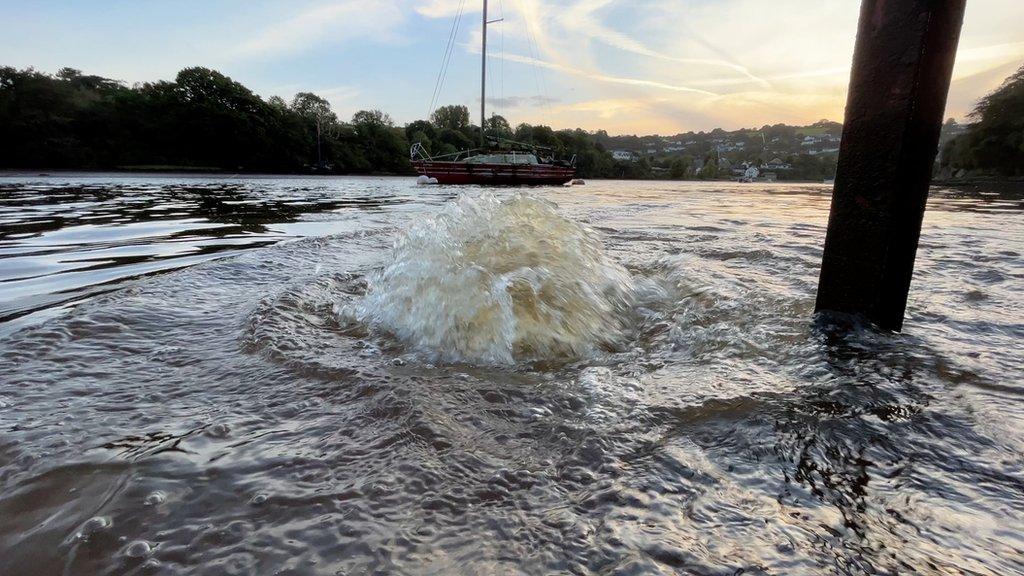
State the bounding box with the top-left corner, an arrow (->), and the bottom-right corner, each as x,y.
416,175 -> 439,185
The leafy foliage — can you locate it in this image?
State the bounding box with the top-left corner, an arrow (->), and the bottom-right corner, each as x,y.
0,65 -> 849,180
942,64 -> 1024,177
0,66 -> 409,173
430,105 -> 470,131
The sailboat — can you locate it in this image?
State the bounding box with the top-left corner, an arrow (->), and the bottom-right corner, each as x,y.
411,0 -> 577,185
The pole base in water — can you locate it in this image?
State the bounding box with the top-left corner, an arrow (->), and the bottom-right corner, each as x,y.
815,0 -> 967,332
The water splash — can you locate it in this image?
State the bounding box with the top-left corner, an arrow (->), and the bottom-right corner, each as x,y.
346,192 -> 636,365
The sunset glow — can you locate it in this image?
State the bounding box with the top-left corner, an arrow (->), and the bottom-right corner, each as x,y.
2,0 -> 1022,133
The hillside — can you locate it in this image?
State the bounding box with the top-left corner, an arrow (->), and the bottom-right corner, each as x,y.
1,65 -> 841,181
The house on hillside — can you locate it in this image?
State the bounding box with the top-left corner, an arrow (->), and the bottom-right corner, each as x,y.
762,157 -> 792,171
741,166 -> 760,182
612,150 -> 636,162
730,161 -> 754,177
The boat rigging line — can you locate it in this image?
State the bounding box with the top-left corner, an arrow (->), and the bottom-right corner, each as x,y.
518,0 -> 553,127
497,0 -> 505,123
428,0 -> 468,119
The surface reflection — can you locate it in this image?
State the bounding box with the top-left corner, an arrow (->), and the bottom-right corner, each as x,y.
0,176 -> 1021,575
0,178 -> 422,325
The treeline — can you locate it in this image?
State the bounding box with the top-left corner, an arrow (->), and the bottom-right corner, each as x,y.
940,64 -> 1024,178
0,66 -> 631,177
0,67 -> 409,173
1,65 -> 838,180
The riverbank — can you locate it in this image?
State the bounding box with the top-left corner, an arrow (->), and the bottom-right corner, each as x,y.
6,169 -> 1023,189
932,176 -> 1024,188
0,169 -> 839,185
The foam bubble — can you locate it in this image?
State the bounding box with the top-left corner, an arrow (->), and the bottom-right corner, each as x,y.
347,192 -> 636,365
124,540 -> 152,558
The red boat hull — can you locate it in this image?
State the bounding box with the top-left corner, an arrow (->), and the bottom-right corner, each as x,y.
413,160 -> 575,185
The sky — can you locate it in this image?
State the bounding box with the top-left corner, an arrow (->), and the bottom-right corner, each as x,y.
2,0 -> 1023,135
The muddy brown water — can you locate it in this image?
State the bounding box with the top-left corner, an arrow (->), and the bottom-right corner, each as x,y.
1,175 -> 1022,575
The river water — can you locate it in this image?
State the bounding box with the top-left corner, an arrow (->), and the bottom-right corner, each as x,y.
0,175 -> 1021,575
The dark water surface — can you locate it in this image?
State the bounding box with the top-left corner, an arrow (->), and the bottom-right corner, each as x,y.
1,175 -> 1022,575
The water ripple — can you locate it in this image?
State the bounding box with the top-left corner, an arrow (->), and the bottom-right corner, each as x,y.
0,176 -> 1021,575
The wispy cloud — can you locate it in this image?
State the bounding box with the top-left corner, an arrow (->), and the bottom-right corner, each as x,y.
414,0 -> 480,19
314,85 -> 361,111
495,51 -> 719,96
390,0 -> 1024,131
487,95 -> 560,108
232,1 -> 406,59
559,0 -> 771,88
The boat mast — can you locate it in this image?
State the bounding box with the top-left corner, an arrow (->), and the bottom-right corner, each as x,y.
480,0 -> 488,148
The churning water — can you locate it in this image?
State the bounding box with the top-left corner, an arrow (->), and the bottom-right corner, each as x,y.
347,192 -> 636,365
0,175 -> 1022,575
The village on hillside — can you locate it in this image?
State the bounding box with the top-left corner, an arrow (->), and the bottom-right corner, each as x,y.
2,64 -> 999,182
593,118 -> 970,182
592,120 -> 844,182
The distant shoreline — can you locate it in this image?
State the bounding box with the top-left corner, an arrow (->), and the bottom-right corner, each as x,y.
3,169 -> 1022,189
0,169 -> 817,183
0,168 -> 817,183
0,168 -> 410,179
932,176 -> 1024,187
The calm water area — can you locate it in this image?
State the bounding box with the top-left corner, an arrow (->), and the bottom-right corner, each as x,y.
0,174 -> 1022,575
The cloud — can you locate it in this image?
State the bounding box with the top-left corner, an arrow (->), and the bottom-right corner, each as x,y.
461,37 -> 721,97
946,59 -> 1022,120
487,95 -> 560,108
232,1 -> 406,59
414,0 -> 480,19
313,85 -> 361,111
559,0 -> 771,88
493,51 -> 718,96
560,97 -> 656,120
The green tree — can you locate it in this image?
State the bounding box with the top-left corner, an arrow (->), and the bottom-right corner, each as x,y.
513,123 -> 533,142
267,95 -> 288,110
430,104 -> 470,130
669,157 -> 687,179
700,158 -> 720,180
485,114 -> 512,139
291,92 -> 337,124
352,109 -> 393,128
942,64 -> 1024,177
405,120 -> 436,141
351,109 -> 408,173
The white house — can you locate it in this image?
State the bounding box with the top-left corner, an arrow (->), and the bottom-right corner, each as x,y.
612,150 -> 636,162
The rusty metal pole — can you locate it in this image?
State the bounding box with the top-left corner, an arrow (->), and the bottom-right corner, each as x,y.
815,0 -> 967,331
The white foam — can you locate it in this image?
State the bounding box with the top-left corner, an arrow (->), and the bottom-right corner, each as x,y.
347,192 -> 636,365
